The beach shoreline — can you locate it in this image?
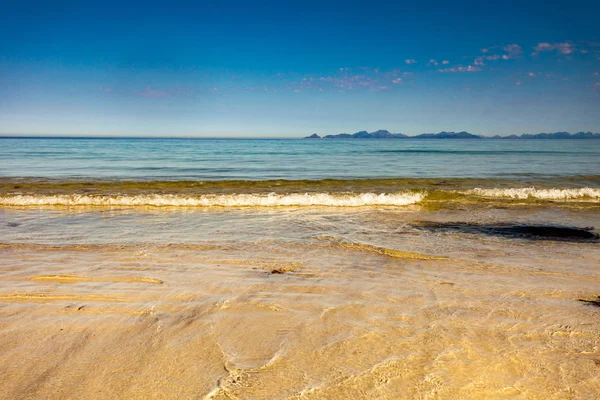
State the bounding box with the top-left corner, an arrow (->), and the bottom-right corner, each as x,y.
1,201 -> 599,399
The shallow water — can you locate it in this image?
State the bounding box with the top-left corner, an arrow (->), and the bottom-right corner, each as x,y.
1,203 -> 599,399
0,138 -> 599,399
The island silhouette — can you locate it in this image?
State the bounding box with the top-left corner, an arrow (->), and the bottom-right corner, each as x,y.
305,130 -> 600,139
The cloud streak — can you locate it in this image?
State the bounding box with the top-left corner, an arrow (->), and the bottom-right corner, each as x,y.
479,44 -> 522,61
137,87 -> 196,98
138,87 -> 171,98
125,40 -> 600,97
438,65 -> 481,73
503,44 -> 523,59
534,42 -> 576,55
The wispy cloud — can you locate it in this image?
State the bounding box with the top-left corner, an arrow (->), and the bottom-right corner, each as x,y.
484,54 -> 501,60
137,86 -> 196,98
282,70 -> 391,93
125,39 -> 600,98
438,65 -> 481,73
319,74 -> 378,90
381,69 -> 401,79
138,87 -> 171,98
533,41 -> 576,55
532,41 -> 600,60
281,67 -> 413,93
479,44 -> 522,61
503,44 -> 523,59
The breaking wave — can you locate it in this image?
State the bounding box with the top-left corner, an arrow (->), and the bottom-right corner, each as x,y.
0,192 -> 425,207
1,182 -> 599,208
464,187 -> 600,200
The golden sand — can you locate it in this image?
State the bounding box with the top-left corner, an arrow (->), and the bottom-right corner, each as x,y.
31,275 -> 164,285
0,293 -> 129,302
319,236 -> 448,260
0,240 -> 599,400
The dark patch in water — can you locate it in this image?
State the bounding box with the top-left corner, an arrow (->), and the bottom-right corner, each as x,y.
7,222 -> 20,228
579,297 -> 600,307
412,222 -> 599,242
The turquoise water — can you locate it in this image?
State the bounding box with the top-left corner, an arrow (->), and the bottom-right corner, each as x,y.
1,140 -> 599,400
1,138 -> 599,180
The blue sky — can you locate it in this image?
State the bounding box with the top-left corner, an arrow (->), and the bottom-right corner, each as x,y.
1,0 -> 600,137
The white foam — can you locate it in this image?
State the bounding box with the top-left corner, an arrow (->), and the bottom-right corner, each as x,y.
0,192 -> 425,207
465,187 -> 600,201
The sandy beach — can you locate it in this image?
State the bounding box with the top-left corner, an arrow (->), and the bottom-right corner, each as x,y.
1,203 -> 599,399
3,0 -> 600,396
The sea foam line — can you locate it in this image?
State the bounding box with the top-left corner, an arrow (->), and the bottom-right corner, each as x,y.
464,187 -> 600,201
0,192 -> 425,207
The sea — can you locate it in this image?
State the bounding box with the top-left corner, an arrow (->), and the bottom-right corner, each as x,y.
0,137 -> 599,399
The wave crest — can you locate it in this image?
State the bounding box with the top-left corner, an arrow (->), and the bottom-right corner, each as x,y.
465,187 -> 600,201
0,192 -> 425,207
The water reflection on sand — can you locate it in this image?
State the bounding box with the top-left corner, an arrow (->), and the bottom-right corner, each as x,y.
0,205 -> 599,399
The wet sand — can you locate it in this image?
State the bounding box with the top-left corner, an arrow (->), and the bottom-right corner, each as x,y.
1,211 -> 599,400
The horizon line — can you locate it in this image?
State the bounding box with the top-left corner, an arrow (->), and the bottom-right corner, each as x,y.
1,131 -> 599,140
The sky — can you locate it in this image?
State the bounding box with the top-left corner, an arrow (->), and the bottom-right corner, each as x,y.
1,0 -> 600,137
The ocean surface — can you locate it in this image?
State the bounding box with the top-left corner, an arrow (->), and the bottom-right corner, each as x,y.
1,137 -> 599,180
1,137 -> 599,399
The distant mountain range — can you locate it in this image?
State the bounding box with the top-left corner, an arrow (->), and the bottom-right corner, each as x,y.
304,130 -> 600,139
